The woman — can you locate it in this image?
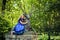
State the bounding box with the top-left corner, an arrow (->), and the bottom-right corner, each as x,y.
11,15 -> 28,35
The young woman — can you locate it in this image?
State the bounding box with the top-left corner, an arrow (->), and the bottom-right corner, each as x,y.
11,15 -> 28,35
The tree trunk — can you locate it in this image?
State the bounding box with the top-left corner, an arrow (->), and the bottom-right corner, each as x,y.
0,33 -> 5,40
2,0 -> 6,10
48,31 -> 50,40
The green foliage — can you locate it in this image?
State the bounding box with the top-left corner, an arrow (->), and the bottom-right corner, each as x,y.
38,34 -> 48,40
0,16 -> 11,33
0,0 -> 60,35
0,0 -> 2,14
30,0 -> 60,34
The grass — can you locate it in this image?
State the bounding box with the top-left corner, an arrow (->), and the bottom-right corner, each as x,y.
37,34 -> 60,40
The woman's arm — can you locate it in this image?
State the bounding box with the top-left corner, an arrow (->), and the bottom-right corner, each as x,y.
20,21 -> 28,24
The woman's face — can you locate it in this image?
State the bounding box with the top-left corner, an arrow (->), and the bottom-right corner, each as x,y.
20,15 -> 26,22
21,15 -> 25,18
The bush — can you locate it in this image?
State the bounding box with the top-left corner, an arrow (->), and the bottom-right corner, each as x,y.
0,16 -> 11,34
